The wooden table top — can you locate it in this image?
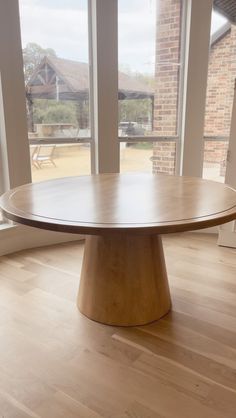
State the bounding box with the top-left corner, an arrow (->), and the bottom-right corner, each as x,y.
1,174 -> 236,235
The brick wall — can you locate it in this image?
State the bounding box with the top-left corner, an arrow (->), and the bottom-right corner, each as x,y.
204,26 -> 236,175
204,140 -> 228,163
152,0 -> 181,174
152,141 -> 176,175
203,26 -> 236,175
153,1 -> 236,176
204,27 -> 236,137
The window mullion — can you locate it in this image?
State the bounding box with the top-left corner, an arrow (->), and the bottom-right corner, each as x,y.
180,0 -> 213,177
90,0 -> 119,174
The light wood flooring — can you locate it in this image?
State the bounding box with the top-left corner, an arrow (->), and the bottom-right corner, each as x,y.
0,233 -> 236,418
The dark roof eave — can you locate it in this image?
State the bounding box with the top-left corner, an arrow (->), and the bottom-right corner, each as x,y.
214,0 -> 236,23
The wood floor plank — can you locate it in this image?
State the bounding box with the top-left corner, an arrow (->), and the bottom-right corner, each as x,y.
113,328 -> 236,391
35,390 -> 103,418
0,394 -> 38,418
0,259 -> 37,282
138,318 -> 236,369
162,311 -> 236,349
0,233 -> 235,417
172,295 -> 236,332
116,401 -> 166,418
170,284 -> 236,318
133,353 -> 236,418
170,275 -> 236,307
69,347 -> 228,418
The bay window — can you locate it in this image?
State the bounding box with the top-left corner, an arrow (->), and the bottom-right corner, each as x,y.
2,0 -> 235,246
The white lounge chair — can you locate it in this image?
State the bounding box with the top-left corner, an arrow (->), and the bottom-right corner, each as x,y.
32,145 -> 56,168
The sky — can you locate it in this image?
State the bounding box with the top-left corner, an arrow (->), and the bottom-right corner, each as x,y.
19,0 -> 228,75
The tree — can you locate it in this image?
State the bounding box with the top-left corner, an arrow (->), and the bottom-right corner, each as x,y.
33,99 -> 77,125
118,70 -> 154,130
119,98 -> 152,125
23,42 -> 56,84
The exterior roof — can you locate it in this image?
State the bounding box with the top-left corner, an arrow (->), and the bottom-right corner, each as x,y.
214,0 -> 236,23
27,56 -> 154,101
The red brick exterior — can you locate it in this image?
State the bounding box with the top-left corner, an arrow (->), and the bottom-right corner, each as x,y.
204,27 -> 236,137
203,26 -> 236,176
152,141 -> 176,174
153,1 -> 235,176
153,0 -> 181,174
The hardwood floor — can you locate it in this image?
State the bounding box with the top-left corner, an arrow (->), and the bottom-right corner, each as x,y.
0,233 -> 236,417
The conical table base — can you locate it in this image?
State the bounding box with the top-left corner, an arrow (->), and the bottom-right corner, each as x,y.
77,234 -> 171,326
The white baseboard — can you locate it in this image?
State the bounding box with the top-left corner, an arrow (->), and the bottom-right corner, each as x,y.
0,223 -> 83,256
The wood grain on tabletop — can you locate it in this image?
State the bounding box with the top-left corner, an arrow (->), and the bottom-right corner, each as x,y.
1,173 -> 236,234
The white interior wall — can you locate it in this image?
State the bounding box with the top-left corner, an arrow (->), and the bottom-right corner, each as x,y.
0,224 -> 82,256
0,0 -> 31,189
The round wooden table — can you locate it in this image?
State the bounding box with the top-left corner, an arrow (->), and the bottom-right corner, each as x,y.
1,173 -> 236,326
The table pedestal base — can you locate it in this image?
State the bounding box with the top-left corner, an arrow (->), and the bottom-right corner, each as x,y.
77,234 -> 171,326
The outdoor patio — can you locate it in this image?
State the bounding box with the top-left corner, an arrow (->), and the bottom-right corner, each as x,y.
30,144 -> 224,183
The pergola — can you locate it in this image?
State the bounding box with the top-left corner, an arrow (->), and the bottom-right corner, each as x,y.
26,56 -> 154,131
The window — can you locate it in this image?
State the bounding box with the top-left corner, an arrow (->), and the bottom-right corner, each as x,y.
1,0 -> 218,204
203,10 -> 232,183
19,0 -> 91,182
118,0 -> 183,174
120,141 -> 153,173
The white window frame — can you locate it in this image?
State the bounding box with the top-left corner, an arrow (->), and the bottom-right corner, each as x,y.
0,0 -> 31,192
89,0 -> 119,173
1,0 -> 210,183
180,0 -> 213,177
0,0 -> 216,246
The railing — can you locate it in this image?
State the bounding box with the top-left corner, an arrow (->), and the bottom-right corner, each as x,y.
119,136 -> 178,143
29,136 -> 92,145
29,136 -> 179,145
28,135 -> 229,146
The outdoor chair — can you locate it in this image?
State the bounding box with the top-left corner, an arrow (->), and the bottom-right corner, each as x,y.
32,145 -> 56,168
30,145 -> 39,169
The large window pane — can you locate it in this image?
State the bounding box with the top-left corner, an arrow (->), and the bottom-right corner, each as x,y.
120,142 -> 153,173
120,140 -> 177,174
118,0 -> 182,174
118,0 -> 156,137
30,143 -> 90,182
19,0 -> 91,180
203,139 -> 227,183
203,10 -> 232,182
